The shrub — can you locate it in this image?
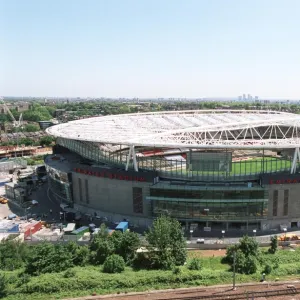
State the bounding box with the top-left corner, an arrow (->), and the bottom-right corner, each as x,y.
103,255 -> 125,273
0,274 -> 6,297
17,273 -> 31,286
73,246 -> 89,266
187,258 -> 202,271
89,225 -> 115,265
25,242 -> 73,275
264,264 -> 272,275
173,266 -> 181,275
63,268 -> 76,278
132,252 -> 152,270
268,236 -> 278,254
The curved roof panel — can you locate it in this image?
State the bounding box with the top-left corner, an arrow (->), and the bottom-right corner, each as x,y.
46,110 -> 300,149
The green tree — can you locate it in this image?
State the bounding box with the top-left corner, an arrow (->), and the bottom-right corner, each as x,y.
23,124 -> 40,132
19,137 -> 35,146
66,242 -> 89,266
146,216 -> 187,269
89,224 -> 114,265
268,235 -> 278,254
25,243 -> 73,275
111,230 -> 141,263
224,236 -> 261,274
39,136 -> 54,146
0,240 -> 30,270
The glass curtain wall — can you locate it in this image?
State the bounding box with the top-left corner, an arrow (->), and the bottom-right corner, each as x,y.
149,187 -> 268,221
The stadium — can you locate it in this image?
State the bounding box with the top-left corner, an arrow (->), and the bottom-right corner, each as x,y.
46,110 -> 300,232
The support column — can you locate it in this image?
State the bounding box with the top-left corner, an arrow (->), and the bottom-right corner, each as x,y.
290,147 -> 300,174
125,146 -> 132,171
125,145 -> 139,172
132,146 -> 138,172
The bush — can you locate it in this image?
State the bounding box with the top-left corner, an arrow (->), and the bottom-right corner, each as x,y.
187,258 -> 202,271
132,252 -> 152,270
0,240 -> 30,270
63,268 -> 76,278
264,264 -> 272,275
103,255 -> 125,273
17,273 -> 31,286
25,242 -> 73,275
269,236 -> 278,254
173,266 -> 181,275
0,274 -> 6,297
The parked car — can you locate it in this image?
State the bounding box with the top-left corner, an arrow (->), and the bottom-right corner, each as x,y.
31,200 -> 39,206
0,197 -> 8,204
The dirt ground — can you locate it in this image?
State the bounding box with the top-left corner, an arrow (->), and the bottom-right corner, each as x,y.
190,249 -> 226,257
67,281 -> 300,300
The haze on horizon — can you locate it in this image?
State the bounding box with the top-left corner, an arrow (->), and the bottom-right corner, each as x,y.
1,0 -> 300,99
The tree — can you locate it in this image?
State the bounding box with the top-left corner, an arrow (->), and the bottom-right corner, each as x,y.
89,224 -> 114,265
39,136 -> 54,146
25,242 -> 73,275
23,124 -> 39,132
145,216 -> 187,269
111,230 -> 141,263
66,242 -> 89,266
19,137 -> 35,146
224,236 -> 261,274
0,240 -> 30,270
268,235 -> 278,254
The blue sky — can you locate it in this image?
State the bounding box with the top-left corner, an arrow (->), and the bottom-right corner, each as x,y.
1,0 -> 300,99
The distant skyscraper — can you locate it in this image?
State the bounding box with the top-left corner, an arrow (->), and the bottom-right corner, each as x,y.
243,94 -> 246,101
238,96 -> 242,101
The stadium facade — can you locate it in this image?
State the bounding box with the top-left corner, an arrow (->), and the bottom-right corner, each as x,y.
46,110 -> 300,231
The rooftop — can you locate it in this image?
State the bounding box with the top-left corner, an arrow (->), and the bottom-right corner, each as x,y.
47,110 -> 300,149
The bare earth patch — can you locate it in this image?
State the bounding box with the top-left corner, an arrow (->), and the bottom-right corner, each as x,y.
66,281 -> 300,300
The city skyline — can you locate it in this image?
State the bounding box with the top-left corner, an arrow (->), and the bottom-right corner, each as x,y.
1,0 -> 300,99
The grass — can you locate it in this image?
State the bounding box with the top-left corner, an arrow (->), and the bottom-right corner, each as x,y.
3,249 -> 300,300
175,157 -> 294,176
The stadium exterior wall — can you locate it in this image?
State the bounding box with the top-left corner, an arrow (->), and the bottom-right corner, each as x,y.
44,152 -> 300,232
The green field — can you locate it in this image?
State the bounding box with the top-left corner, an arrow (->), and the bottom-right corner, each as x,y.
230,157 -> 292,175
174,157 -> 293,176
3,248 -> 300,300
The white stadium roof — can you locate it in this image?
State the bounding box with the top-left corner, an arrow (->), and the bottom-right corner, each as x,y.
47,110 -> 300,149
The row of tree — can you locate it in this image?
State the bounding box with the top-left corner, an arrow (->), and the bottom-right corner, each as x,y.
1,136 -> 55,147
0,216 -> 187,276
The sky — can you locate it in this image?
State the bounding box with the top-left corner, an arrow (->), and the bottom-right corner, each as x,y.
1,0 -> 300,99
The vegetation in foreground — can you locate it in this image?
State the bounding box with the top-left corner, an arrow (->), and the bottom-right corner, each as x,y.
0,217 -> 298,300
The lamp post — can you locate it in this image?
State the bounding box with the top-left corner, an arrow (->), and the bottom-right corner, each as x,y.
283,227 -> 287,240
233,251 -> 236,290
204,208 -> 210,228
190,229 -> 193,241
253,229 -> 256,238
222,230 -> 225,240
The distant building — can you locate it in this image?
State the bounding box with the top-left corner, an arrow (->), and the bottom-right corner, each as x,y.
38,121 -> 54,130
